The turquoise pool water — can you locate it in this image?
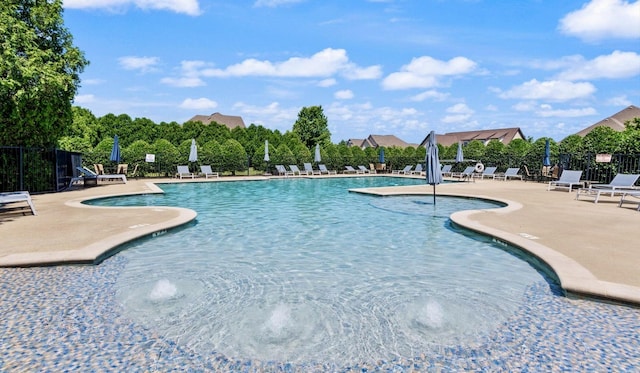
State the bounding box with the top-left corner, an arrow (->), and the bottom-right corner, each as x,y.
88,177 -> 548,366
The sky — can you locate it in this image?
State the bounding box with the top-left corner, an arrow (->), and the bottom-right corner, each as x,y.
62,0 -> 640,144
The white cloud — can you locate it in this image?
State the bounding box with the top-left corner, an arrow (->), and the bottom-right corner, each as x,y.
441,103 -> 474,123
74,94 -> 96,104
318,78 -> 337,87
559,0 -> 640,41
118,56 -> 160,73
161,60 -> 208,87
200,48 -> 378,80
253,0 -> 304,7
606,95 -> 633,106
232,102 -> 300,131
382,56 -> 477,90
499,79 -> 596,101
535,106 -> 598,118
334,90 -> 354,99
557,51 -> 640,80
160,76 -> 205,87
410,90 -> 449,102
64,0 -> 202,15
179,98 -> 218,110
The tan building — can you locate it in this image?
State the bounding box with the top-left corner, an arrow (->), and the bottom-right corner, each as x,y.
420,127 -> 525,147
574,105 -> 640,137
188,112 -> 246,130
347,134 -> 419,149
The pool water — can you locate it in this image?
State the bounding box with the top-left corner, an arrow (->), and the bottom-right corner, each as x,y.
89,177 -> 549,366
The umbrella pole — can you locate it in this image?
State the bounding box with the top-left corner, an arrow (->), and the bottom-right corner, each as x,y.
433,184 -> 436,205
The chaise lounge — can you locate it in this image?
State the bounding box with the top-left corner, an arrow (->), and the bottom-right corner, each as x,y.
576,173 -> 640,203
0,191 -> 37,215
547,170 -> 583,192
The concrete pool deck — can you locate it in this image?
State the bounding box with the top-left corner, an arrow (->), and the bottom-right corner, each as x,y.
0,175 -> 638,306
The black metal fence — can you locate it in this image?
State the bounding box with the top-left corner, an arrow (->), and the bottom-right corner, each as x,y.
0,147 -> 82,193
559,153 -> 640,185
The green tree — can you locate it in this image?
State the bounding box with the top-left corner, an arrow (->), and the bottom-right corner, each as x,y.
483,140 -> 506,169
559,134 -> 584,155
583,126 -> 620,154
201,139 -> 223,172
0,0 -> 88,147
619,118 -> 640,154
292,106 -> 331,149
464,140 -> 485,162
505,138 -> 531,167
221,138 -> 247,175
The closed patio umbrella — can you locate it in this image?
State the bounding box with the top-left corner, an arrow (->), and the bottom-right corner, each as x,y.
188,139 -> 198,162
425,131 -> 443,205
379,148 -> 385,164
264,140 -> 270,162
455,141 -> 464,163
110,135 -> 121,162
543,139 -> 551,166
314,144 -> 321,163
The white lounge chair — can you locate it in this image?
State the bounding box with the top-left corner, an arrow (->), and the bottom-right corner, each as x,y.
319,164 -> 336,175
274,165 -> 292,176
0,191 -> 37,215
619,191 -> 640,211
441,164 -> 453,177
289,165 -> 303,176
200,165 -> 219,179
303,163 -> 318,175
576,173 -> 640,203
547,170 -> 583,192
357,165 -> 371,174
481,166 -> 498,179
452,166 -> 475,180
411,164 -> 424,175
344,165 -> 359,174
176,165 -> 195,179
495,167 -> 522,181
393,165 -> 413,174
78,166 -> 127,184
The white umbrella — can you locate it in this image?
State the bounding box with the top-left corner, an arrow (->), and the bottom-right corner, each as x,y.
264,140 -> 270,162
314,144 -> 321,163
188,139 -> 198,162
455,141 -> 464,163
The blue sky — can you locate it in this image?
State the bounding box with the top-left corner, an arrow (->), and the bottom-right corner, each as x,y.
63,0 -> 640,143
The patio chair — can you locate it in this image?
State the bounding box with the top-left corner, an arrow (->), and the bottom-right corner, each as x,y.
369,163 -> 377,174
441,164 -> 453,177
411,164 -> 424,175
357,165 -> 371,173
116,163 -> 128,174
452,166 -> 475,180
200,165 -> 219,179
176,165 -> 195,179
275,165 -> 293,176
619,191 -> 640,211
495,167 -> 522,181
576,173 -> 640,203
303,163 -> 319,175
547,170 -> 583,192
344,165 -> 359,174
289,165 -> 303,176
392,165 -> 413,174
79,166 -> 127,184
319,164 -> 337,175
0,191 -> 37,215
480,166 -> 498,179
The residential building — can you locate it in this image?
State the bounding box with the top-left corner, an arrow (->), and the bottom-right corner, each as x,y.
420,128 -> 525,147
188,112 -> 246,130
574,105 -> 640,137
348,134 -> 419,149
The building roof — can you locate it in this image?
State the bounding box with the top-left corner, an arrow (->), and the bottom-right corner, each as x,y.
188,112 -> 246,129
574,105 -> 640,137
420,127 -> 525,147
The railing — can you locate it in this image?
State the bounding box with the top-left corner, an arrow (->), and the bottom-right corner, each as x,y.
0,147 -> 82,193
560,153 -> 640,185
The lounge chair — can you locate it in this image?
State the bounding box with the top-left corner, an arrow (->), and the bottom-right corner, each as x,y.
441,164 -> 453,177
480,166 -> 498,179
547,170 -> 583,192
411,164 -> 424,175
393,165 -> 413,174
117,163 -> 128,174
200,165 -> 219,179
289,165 -> 303,176
344,165 -> 359,174
619,191 -> 640,211
319,164 -> 337,175
176,165 -> 195,179
576,173 -> 640,203
78,166 -> 127,184
275,165 -> 293,176
452,166 -> 475,180
0,191 -> 37,215
369,163 -> 377,174
303,163 -> 319,175
495,167 -> 522,181
357,165 -> 371,174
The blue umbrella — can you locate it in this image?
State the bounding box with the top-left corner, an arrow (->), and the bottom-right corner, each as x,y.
543,139 -> 551,166
425,131 -> 443,204
379,148 -> 385,163
188,139 -> 198,162
110,135 -> 121,162
314,144 -> 321,163
455,141 -> 464,163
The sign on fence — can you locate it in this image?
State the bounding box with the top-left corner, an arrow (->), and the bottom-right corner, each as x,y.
595,154 -> 612,163
145,153 -> 155,162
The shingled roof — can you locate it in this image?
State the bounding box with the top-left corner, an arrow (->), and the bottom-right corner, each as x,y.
348,134 -> 419,148
188,112 -> 246,129
574,105 -> 640,137
420,127 -> 525,147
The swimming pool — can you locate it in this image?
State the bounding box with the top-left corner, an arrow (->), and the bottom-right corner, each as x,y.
88,177 -> 550,366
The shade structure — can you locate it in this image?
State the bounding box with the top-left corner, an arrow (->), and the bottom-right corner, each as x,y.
110,135 -> 121,162
188,139 -> 198,162
425,131 -> 443,204
455,141 -> 464,163
264,140 -> 270,162
379,148 -> 385,163
543,139 -> 551,166
314,144 -> 321,163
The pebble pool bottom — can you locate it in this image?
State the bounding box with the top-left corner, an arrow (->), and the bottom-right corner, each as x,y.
1,177 -> 638,371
